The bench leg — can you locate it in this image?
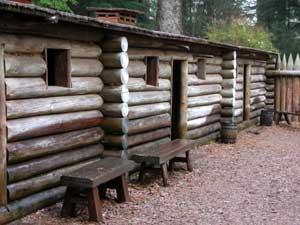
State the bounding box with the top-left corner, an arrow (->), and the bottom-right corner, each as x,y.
87,187 -> 102,222
276,113 -> 282,125
139,162 -> 146,184
186,151 -> 193,172
61,187 -> 76,218
161,163 -> 169,187
115,174 -> 130,203
169,159 -> 175,172
284,113 -> 291,125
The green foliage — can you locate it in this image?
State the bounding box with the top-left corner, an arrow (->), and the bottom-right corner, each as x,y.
207,21 -> 278,52
32,0 -> 77,12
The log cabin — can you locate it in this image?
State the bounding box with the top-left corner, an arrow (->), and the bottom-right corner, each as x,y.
0,1 -> 277,223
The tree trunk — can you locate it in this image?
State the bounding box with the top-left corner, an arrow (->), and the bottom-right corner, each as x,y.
157,0 -> 183,34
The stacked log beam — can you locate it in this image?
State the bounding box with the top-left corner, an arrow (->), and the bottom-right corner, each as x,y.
126,48 -> 173,156
1,34 -> 105,223
187,57 -> 223,140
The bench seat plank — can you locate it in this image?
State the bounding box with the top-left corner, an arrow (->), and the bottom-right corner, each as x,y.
61,157 -> 135,188
132,139 -> 195,165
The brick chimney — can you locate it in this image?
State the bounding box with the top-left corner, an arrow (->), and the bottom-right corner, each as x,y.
87,8 -> 143,26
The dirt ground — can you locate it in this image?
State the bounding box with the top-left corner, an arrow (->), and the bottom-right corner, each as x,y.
11,124 -> 300,225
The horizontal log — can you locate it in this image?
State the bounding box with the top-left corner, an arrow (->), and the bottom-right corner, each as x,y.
101,118 -> 128,134
221,89 -> 235,98
251,75 -> 266,82
235,100 -> 243,109
102,135 -> 128,149
7,110 -> 103,142
101,85 -> 129,103
128,127 -> 171,148
187,114 -> 221,130
6,77 -> 104,100
127,60 -> 146,77
251,88 -> 267,97
236,83 -> 243,91
251,67 -> 266,75
127,137 -> 171,158
188,94 -> 222,107
266,78 -> 275,84
188,84 -> 222,97
265,99 -> 274,104
127,78 -> 171,91
192,131 -> 220,145
101,103 -> 129,118
71,59 -> 104,77
250,108 -> 263,119
102,37 -> 128,52
71,41 -> 102,58
188,74 -> 222,85
5,54 -> 46,77
128,91 -> 171,106
8,158 -> 99,201
128,102 -> 171,119
159,63 -> 172,78
100,69 -> 129,85
7,127 -> 104,164
188,64 -> 222,74
251,82 -> 265,90
223,52 -> 236,60
266,84 -> 275,91
266,92 -> 274,98
7,143 -> 104,183
221,97 -> 236,107
266,70 -> 300,77
0,187 -> 65,225
222,79 -> 236,89
188,104 -> 221,120
236,75 -> 243,83
221,108 -> 243,117
267,64 -> 276,70
127,113 -> 171,135
222,60 -> 236,69
100,52 -> 129,69
206,57 -> 223,65
250,96 -> 266,104
7,95 -> 103,119
236,91 -> 243,100
251,102 -> 265,111
186,122 -> 221,139
221,69 -> 237,79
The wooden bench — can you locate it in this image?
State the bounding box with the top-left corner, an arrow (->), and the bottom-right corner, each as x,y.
131,139 -> 196,187
276,111 -> 300,125
60,157 -> 135,222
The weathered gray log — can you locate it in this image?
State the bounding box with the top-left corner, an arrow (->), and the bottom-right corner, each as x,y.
8,158 -> 99,201
128,127 -> 171,148
101,103 -> 129,118
221,97 -> 236,107
71,59 -> 104,77
221,89 -> 235,98
251,75 -> 266,82
236,91 -> 243,100
222,79 -> 236,89
266,84 -> 275,91
235,83 -> 243,91
235,100 -> 243,109
100,52 -> 129,68
5,55 -> 46,77
7,127 -> 104,164
159,63 -> 172,78
7,110 -> 103,142
188,74 -> 222,85
187,114 -> 221,130
127,60 -> 146,77
128,102 -> 171,119
266,92 -> 274,98
251,88 -> 266,97
71,41 -> 102,58
188,84 -> 222,97
188,64 -> 222,74
101,85 -> 129,103
0,186 -> 65,225
250,96 -> 266,104
6,77 -> 104,100
101,118 -> 128,134
102,135 -> 128,149
222,60 -> 235,69
186,122 -> 221,139
192,131 -> 220,145
102,37 -> 128,52
266,78 -> 275,84
7,144 -> 104,183
127,113 -> 171,135
127,137 -> 171,158
251,67 -> 266,74
223,51 -> 236,60
250,109 -> 264,119
7,95 -> 103,119
100,69 -> 129,85
128,91 -> 171,106
251,102 -> 265,111
188,104 -> 221,120
221,107 -> 234,117
236,75 -> 243,83
206,57 -> 223,65
221,69 -> 236,79
188,94 -> 222,107
127,78 -> 171,91
265,99 -> 274,104
251,82 -> 266,90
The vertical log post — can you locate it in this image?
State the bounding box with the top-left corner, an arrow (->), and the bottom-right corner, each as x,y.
179,60 -> 188,138
244,64 -> 251,121
0,44 -> 7,205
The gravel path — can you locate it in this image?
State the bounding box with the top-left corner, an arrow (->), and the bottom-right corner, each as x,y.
13,125 -> 300,225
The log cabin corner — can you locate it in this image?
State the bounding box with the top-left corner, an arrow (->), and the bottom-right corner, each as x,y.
0,1 -> 277,223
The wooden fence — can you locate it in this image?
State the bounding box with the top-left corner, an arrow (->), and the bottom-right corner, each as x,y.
267,54 -> 300,122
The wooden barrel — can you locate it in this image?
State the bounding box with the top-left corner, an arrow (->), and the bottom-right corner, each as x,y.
260,109 -> 273,126
221,121 -> 237,144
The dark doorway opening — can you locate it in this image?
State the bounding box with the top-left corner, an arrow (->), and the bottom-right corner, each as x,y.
172,60 -> 182,140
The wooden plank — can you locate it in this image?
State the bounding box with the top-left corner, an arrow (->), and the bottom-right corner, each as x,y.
244,65 -> 251,121
179,60 -> 188,138
275,77 -> 281,113
61,158 -> 135,188
0,44 -> 7,205
287,77 -> 294,121
280,77 -> 286,112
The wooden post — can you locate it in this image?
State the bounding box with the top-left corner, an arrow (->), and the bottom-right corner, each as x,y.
243,64 -> 251,121
179,60 -> 188,138
0,44 -> 7,205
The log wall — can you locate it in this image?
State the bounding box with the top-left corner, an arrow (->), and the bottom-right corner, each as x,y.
0,34 -> 105,223
187,57 -> 223,141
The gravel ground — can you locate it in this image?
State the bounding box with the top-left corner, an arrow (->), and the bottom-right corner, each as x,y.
11,124 -> 300,225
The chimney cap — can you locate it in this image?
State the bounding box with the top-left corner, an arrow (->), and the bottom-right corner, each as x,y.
87,7 -> 144,16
